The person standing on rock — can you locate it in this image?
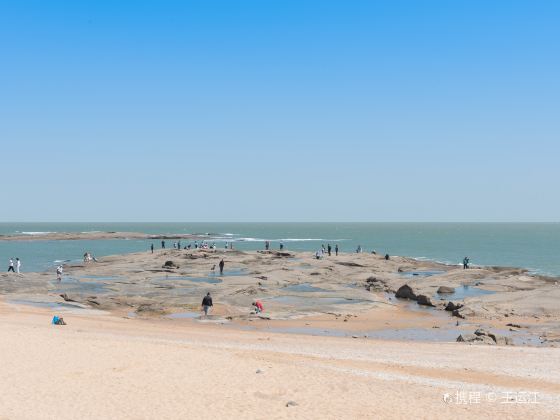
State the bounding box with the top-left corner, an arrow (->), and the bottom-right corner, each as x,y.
56,265 -> 63,281
16,258 -> 21,274
327,244 -> 332,256
463,256 -> 469,269
279,241 -> 284,250
8,258 -> 15,272
201,292 -> 213,317
219,259 -> 225,275
335,244 -> 339,256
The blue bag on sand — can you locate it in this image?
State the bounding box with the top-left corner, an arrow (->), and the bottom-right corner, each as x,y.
52,315 -> 59,325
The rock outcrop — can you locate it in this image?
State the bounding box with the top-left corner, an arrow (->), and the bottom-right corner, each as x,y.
395,284 -> 417,300
417,294 -> 435,307
457,329 -> 513,345
445,301 -> 463,311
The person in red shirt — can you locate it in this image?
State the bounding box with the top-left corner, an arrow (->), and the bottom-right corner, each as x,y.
252,300 -> 264,314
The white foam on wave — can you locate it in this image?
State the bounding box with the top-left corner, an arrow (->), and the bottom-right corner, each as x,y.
229,237 -> 347,243
20,231 -> 52,235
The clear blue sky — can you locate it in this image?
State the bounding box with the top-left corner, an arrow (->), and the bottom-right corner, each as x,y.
1,1 -> 558,222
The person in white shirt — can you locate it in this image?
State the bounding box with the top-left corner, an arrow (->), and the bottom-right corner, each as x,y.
16,258 -> 21,274
56,265 -> 63,281
8,258 -> 15,272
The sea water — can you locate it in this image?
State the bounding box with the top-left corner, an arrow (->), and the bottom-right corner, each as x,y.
0,223 -> 559,276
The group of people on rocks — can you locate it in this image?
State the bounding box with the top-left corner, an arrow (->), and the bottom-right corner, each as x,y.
315,243 -> 339,259
156,240 -> 233,252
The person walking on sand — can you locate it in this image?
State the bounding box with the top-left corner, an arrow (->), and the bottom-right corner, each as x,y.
201,292 -> 213,317
8,258 -> 15,272
327,244 -> 332,256
463,256 -> 469,269
219,259 -> 225,275
16,258 -> 21,274
150,243 -> 154,253
335,244 -> 339,256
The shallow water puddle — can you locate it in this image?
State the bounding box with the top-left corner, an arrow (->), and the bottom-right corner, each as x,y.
435,285 -> 495,300
267,296 -> 369,307
399,270 -> 445,278
166,311 -> 200,319
282,283 -> 327,293
156,276 -> 222,284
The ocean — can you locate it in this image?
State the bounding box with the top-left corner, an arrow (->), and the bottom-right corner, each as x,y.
0,223 -> 559,276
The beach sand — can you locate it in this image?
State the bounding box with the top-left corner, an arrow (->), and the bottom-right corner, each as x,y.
1,302 -> 559,419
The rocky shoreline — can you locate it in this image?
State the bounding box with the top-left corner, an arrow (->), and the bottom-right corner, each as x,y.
2,245 -> 559,347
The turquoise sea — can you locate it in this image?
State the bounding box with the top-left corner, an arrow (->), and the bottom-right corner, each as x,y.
0,223 -> 559,276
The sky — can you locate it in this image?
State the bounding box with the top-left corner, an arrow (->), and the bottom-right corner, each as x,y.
1,0 -> 559,222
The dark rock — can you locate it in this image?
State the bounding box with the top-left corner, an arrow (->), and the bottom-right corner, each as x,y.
395,284 -> 417,300
59,293 -> 76,302
452,309 -> 466,319
417,294 -> 435,307
474,328 -> 489,336
336,262 -> 365,267
286,401 -> 298,407
162,260 -> 179,269
445,301 -> 463,311
273,252 -> 293,257
506,323 -> 522,328
437,286 -> 455,294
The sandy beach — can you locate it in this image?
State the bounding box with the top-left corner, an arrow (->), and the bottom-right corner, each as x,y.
1,302 -> 559,419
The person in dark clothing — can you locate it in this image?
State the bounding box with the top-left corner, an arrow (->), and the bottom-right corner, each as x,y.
150,244 -> 154,253
219,259 -> 225,274
265,241 -> 270,250
335,244 -> 339,256
279,242 -> 284,250
384,254 -> 390,260
201,292 -> 213,316
161,240 -> 165,249
463,256 -> 469,269
327,244 -> 332,256
178,240 -> 181,250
